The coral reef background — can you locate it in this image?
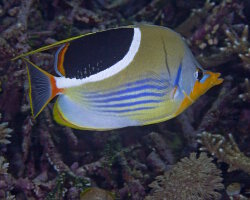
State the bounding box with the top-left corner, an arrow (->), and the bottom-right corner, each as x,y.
0,0 -> 250,199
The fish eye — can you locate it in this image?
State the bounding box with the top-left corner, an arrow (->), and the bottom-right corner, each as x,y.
195,68 -> 203,81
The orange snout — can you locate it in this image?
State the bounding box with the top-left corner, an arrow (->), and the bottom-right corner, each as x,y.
205,71 -> 224,86
174,70 -> 223,117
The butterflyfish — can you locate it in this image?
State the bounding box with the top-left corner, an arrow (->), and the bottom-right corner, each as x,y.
13,24 -> 223,130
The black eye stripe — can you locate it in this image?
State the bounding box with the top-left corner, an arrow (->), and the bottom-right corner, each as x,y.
196,68 -> 203,81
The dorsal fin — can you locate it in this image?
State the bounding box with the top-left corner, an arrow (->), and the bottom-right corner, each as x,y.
57,27 -> 136,79
12,26 -> 138,80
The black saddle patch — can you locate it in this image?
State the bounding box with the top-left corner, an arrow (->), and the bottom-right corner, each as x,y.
63,28 -> 135,79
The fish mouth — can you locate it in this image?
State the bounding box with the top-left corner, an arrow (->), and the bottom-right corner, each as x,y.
206,71 -> 224,86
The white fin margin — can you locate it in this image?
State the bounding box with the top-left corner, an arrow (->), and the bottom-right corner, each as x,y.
55,28 -> 141,88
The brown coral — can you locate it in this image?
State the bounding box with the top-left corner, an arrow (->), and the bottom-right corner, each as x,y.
80,187 -> 114,200
0,121 -> 13,145
146,152 -> 224,200
0,156 -> 15,200
239,78 -> 250,102
220,25 -> 250,70
0,156 -> 9,175
198,132 -> 250,174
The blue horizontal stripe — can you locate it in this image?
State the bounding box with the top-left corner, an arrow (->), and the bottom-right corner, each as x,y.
85,76 -> 169,95
92,92 -> 166,103
85,77 -> 166,95
86,84 -> 168,99
99,106 -> 155,113
96,99 -> 162,108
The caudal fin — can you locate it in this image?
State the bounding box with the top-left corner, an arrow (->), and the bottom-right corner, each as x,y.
23,58 -> 61,118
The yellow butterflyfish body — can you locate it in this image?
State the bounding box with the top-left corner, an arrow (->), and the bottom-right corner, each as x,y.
18,24 -> 223,130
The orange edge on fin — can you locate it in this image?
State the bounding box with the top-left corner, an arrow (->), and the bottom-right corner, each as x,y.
22,57 -> 63,118
57,43 -> 69,76
50,77 -> 64,98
